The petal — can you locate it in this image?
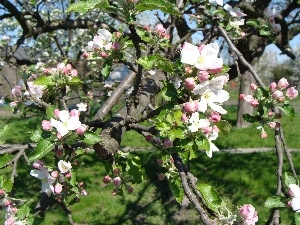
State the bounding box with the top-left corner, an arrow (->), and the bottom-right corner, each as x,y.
198,97 -> 208,113
211,90 -> 230,103
58,110 -> 70,123
180,42 -> 200,65
30,169 -> 45,179
209,102 -> 227,114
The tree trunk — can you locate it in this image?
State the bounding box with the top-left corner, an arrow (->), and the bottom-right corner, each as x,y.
236,71 -> 255,128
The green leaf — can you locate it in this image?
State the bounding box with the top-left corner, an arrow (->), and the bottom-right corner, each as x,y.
46,105 -> 56,119
34,76 -> 55,86
160,82 -> 178,102
0,153 -> 14,168
70,171 -> 77,187
254,87 -> 269,99
83,132 -> 102,145
169,128 -> 185,139
216,120 -> 231,135
67,0 -> 110,13
30,129 -> 42,142
243,114 -> 259,123
2,178 -> 13,192
68,77 -> 83,85
246,19 -> 260,28
0,125 -> 10,139
195,137 -> 210,152
136,29 -> 152,42
197,183 -> 223,213
295,212 -> 300,225
212,9 -> 226,17
142,151 -> 155,165
101,59 -> 113,79
126,156 -> 143,183
17,200 -> 32,219
264,196 -> 286,208
169,177 -> 184,203
28,139 -> 54,162
278,104 -> 295,120
259,29 -> 272,36
284,172 -> 298,187
136,56 -> 155,69
136,0 -> 180,16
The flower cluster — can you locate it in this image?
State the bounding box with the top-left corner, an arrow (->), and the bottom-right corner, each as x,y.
180,42 -> 229,157
265,7 -> 281,32
240,78 -> 298,138
43,62 -> 78,78
84,29 -> 121,59
103,168 -> 134,196
154,24 -> 170,39
42,108 -> 87,138
4,198 -> 24,225
239,204 -> 258,225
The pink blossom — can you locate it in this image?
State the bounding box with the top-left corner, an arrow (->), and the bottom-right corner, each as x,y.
286,87 -> 298,100
11,207 -> 18,213
272,90 -> 283,100
57,63 -> 66,71
115,32 -> 121,37
82,52 -> 90,59
42,120 -> 52,131
100,52 -> 108,58
185,78 -> 196,90
54,183 -> 63,194
163,138 -> 173,148
5,200 -> 11,206
269,82 -> 277,90
56,149 -> 63,158
209,111 -> 221,123
113,176 -> 122,187
212,125 -> 220,133
277,78 -> 289,89
0,189 -> 4,195
76,124 -> 87,135
250,83 -> 257,91
4,218 -> 15,225
113,168 -> 121,175
112,42 -> 121,50
268,111 -> 273,117
103,175 -> 112,184
239,204 -> 258,225
65,172 -> 72,178
10,101 -> 17,107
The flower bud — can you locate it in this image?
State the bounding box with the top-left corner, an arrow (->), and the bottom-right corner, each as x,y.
103,175 -> 112,184
42,120 -> 52,131
269,82 -> 277,90
277,78 -> 289,89
250,83 -> 257,91
54,183 -> 63,194
272,90 -> 283,100
185,78 -> 196,90
113,176 -> 122,187
286,87 -> 298,100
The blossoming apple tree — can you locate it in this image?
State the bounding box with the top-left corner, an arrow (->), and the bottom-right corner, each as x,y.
1,0 -> 300,224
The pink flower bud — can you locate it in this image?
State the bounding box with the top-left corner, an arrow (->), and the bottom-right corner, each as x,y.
239,94 -> 246,100
112,189 -> 118,196
65,172 -> 72,178
286,87 -> 298,100
277,78 -> 289,89
127,186 -> 134,193
115,32 -> 121,37
11,85 -> 22,96
81,190 -> 88,195
184,101 -> 198,114
100,52 -> 107,58
184,66 -> 193,74
113,176 -> 122,187
144,26 -> 151,32
11,207 -> 18,213
209,111 -> 221,123
272,90 -> 283,100
202,126 -> 212,134
51,171 -> 59,178
155,24 -> 165,35
54,183 -> 63,194
250,83 -> 257,91
54,109 -> 60,117
42,120 -> 52,131
268,122 -> 276,129
145,135 -> 153,142
250,99 -> 259,107
4,200 -> 11,206
112,42 -> 121,50
185,78 -> 196,90
158,173 -> 165,180
56,149 -> 63,158
0,189 -> 4,195
70,109 -> 80,117
268,111 -> 273,117
82,52 -> 90,59
163,138 -> 173,148
103,175 -> 112,184
157,159 -> 164,166
239,204 -> 258,225
33,160 -> 44,169
260,132 -> 268,139
198,71 -> 209,82
71,69 -> 78,77
269,82 -> 277,90
76,124 -> 87,135
78,181 -> 84,187
113,168 -> 121,175
181,113 -> 189,123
